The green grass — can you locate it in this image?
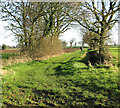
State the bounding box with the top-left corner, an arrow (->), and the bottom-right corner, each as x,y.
110,47 -> 119,58
64,46 -> 89,48
2,48 -> 119,107
1,53 -> 18,59
110,47 -> 120,67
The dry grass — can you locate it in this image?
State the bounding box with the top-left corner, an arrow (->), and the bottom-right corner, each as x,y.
2,56 -> 32,66
1,52 -> 65,65
1,47 -> 80,67
1,47 -> 81,76
1,66 -> 15,76
34,52 -> 65,60
1,52 -> 66,76
80,52 -> 87,58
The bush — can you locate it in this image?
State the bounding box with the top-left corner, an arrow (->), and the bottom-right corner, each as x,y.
2,44 -> 7,50
83,46 -> 113,66
87,50 -> 99,65
26,36 -> 63,59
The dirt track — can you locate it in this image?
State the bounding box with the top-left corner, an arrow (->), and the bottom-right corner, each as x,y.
0,50 -> 20,53
0,48 -> 80,54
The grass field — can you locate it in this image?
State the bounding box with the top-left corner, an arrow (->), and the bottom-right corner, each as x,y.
1,47 -> 120,107
1,53 -> 18,59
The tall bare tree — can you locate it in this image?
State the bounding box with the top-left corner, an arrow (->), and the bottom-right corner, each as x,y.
70,1 -> 120,63
0,1 -> 47,51
69,38 -> 75,47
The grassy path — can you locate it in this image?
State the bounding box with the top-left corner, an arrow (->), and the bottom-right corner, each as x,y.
2,48 -> 120,107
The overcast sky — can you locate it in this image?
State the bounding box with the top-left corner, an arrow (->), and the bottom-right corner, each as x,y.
0,19 -> 118,46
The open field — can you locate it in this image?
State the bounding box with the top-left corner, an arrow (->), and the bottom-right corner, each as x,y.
1,47 -> 120,107
1,53 -> 18,59
1,48 -> 81,60
0,48 -> 80,54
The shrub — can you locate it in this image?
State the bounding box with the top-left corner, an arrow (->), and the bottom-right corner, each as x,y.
83,46 -> 113,66
2,44 -> 7,50
26,36 -> 63,59
87,50 -> 99,65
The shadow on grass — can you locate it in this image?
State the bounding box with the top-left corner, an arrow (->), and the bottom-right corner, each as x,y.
34,54 -> 89,77
52,57 -> 88,77
32,88 -> 60,107
34,53 -> 119,106
35,57 -> 86,77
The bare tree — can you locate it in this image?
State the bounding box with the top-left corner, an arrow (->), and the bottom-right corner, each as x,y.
74,42 -> 77,47
70,1 -> 120,63
0,1 -> 47,51
0,2 -> 72,56
62,40 -> 67,47
69,38 -> 75,47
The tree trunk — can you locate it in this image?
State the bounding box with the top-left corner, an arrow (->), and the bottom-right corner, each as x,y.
99,34 -> 105,63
